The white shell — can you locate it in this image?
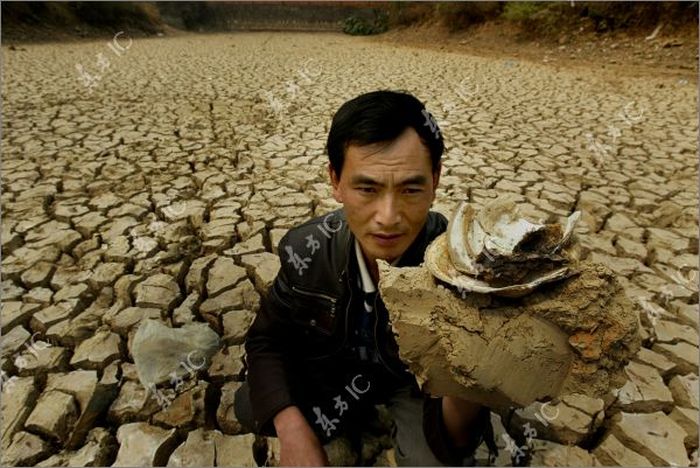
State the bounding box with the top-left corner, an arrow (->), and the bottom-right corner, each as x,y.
426,198 -> 582,297
425,234 -> 575,297
446,201 -> 478,275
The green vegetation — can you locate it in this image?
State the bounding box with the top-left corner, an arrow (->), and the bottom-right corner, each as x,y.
501,2 -> 549,22
433,2 -> 504,31
343,9 -> 389,36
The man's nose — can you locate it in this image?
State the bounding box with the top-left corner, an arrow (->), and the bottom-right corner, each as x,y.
375,194 -> 401,227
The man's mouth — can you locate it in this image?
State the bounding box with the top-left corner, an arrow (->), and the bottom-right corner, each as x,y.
371,233 -> 403,246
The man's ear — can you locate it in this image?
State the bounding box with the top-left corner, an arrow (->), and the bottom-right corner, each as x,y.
431,162 -> 441,198
329,163 -> 343,203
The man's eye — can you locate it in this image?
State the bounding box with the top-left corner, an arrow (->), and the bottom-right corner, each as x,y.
404,188 -> 422,194
358,187 -> 376,193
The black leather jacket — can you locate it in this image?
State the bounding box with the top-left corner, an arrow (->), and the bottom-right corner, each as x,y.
244,207 -> 448,432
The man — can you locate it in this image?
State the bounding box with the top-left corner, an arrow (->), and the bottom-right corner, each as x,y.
235,90 -> 496,466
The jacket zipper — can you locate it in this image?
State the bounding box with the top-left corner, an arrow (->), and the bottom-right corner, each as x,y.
291,282 -> 349,360
340,272 -> 352,352
290,285 -> 338,316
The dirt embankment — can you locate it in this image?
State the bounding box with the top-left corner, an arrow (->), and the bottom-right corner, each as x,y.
1,2 -> 166,43
372,2 -> 698,80
372,22 -> 698,81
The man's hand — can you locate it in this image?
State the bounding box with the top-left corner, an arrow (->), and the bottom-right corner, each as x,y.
442,396 -> 483,447
274,406 -> 329,466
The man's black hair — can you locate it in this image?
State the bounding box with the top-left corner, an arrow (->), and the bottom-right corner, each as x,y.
326,90 -> 444,177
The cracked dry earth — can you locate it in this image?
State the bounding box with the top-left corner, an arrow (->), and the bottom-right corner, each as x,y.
1,32 -> 698,467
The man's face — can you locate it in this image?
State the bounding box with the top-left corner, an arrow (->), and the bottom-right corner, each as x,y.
329,127 -> 440,265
